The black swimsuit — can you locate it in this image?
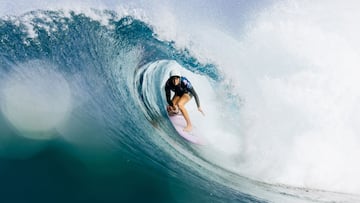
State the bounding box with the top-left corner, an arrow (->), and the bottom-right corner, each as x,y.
165,77 -> 200,108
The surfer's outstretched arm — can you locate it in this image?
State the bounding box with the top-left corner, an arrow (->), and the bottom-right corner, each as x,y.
189,88 -> 205,116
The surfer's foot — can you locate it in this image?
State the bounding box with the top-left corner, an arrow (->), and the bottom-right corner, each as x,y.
183,125 -> 192,132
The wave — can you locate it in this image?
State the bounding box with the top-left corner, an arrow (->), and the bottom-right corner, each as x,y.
1,2 -> 360,203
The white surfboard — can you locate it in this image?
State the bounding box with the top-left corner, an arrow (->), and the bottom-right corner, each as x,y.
168,113 -> 206,145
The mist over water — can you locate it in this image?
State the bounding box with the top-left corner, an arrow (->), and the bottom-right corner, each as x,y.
1,0 -> 360,202
216,0 -> 360,194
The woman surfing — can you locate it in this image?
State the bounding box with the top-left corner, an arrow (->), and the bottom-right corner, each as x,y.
164,66 -> 204,132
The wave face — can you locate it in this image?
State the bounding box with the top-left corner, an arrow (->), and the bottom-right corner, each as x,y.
0,10 -> 256,203
1,1 -> 360,203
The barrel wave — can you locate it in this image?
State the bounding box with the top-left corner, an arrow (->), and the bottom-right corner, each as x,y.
1,3 -> 360,203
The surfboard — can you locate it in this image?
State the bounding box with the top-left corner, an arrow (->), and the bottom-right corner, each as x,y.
168,113 -> 206,145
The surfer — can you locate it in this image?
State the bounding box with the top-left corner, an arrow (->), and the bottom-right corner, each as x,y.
165,69 -> 204,132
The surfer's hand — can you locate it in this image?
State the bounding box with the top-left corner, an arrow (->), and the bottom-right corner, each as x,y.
167,105 -> 175,111
198,107 -> 205,116
172,105 -> 178,112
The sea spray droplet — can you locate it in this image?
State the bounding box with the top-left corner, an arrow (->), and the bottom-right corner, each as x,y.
1,60 -> 72,139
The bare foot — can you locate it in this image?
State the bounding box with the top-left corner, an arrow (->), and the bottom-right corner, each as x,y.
183,125 -> 192,132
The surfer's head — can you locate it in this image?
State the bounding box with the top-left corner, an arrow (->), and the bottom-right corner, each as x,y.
169,70 -> 181,85
170,69 -> 181,78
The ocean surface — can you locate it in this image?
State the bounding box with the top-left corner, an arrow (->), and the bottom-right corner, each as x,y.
1,1 -> 360,202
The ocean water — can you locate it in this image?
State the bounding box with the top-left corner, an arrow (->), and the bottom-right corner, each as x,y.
1,1 -> 360,202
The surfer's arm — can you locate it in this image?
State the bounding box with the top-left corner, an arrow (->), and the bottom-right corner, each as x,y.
189,87 -> 200,108
189,88 -> 205,116
165,83 -> 173,106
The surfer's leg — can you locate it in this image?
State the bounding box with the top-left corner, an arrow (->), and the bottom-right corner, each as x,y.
177,93 -> 192,132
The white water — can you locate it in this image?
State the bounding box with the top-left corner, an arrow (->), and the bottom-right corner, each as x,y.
195,0 -> 360,195
3,0 -> 360,196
